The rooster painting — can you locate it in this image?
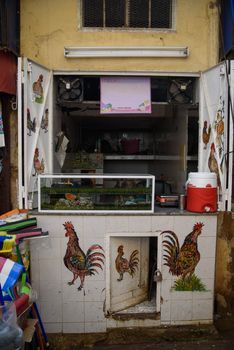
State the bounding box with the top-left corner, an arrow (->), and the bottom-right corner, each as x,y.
202,120 -> 211,150
208,142 -> 221,187
33,148 -> 45,176
63,222 -> 105,290
32,74 -> 44,103
27,108 -> 36,136
162,222 -> 204,281
115,245 -> 139,281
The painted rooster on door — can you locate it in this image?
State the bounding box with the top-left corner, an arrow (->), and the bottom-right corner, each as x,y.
162,222 -> 204,279
115,245 -> 139,281
63,221 -> 105,290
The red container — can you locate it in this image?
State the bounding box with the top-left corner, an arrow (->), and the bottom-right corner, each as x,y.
121,139 -> 140,155
186,187 -> 217,213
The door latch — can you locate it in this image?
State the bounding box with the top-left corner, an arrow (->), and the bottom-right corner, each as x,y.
153,269 -> 162,283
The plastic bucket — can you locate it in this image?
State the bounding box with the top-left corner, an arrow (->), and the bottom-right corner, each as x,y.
187,172 -> 217,188
186,187 -> 217,212
186,172 -> 217,213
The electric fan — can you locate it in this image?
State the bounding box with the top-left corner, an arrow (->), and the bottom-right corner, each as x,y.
168,79 -> 193,104
57,76 -> 83,104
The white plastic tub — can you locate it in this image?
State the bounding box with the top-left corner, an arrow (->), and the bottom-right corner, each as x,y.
187,172 -> 217,188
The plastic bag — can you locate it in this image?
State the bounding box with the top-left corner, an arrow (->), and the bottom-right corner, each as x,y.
0,302 -> 24,350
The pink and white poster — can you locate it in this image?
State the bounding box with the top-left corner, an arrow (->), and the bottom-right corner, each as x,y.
100,77 -> 151,114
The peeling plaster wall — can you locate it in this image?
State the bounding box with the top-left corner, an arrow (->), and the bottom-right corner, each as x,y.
20,0 -> 219,72
215,213 -> 234,325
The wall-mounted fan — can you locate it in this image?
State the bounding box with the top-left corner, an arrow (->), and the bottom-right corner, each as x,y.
168,79 -> 193,104
57,76 -> 83,104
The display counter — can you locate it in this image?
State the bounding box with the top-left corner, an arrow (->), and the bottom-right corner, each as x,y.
38,174 -> 155,213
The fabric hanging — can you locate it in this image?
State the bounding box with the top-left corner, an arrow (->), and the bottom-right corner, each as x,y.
0,100 -> 5,148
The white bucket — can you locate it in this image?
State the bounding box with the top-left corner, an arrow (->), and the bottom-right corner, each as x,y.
187,172 -> 217,188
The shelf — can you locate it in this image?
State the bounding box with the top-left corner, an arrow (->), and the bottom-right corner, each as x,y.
105,155 -> 178,161
104,155 -> 198,161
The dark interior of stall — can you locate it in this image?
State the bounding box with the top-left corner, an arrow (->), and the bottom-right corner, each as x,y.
53,76 -> 199,202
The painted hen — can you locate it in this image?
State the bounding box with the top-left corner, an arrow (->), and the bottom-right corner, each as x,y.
202,120 -> 211,149
115,245 -> 139,281
162,222 -> 204,279
208,142 -> 221,187
63,222 -> 105,290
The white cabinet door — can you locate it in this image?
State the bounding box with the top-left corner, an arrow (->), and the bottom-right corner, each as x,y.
109,236 -> 149,313
18,58 -> 53,209
199,61 -> 233,210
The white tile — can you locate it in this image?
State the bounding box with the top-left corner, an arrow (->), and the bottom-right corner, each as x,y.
62,283 -> 85,302
84,280 -> 106,302
41,216 -> 84,238
198,237 -> 216,258
83,236 -> 105,253
85,321 -> 107,333
83,216 -> 106,237
160,299 -> 171,322
151,216 -> 174,232
128,216 -> 151,232
84,302 -> 106,322
192,290 -> 213,300
63,301 -> 84,323
106,216 -> 129,233
197,216 -> 217,237
170,291 -> 193,301
171,300 -> 192,321
44,323 -> 62,333
200,278 -> 214,292
39,258 -> 62,282
39,298 -> 62,323
30,259 -> 40,284
192,299 -> 213,320
38,237 -> 61,259
29,241 -> 39,260
196,258 -> 215,279
39,280 -> 62,301
62,322 -> 85,333
161,278 -> 173,299
173,216 -> 197,238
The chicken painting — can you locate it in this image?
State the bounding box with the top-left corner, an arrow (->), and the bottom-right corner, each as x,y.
208,142 -> 221,187
162,222 -> 204,279
214,109 -> 224,155
63,222 -> 105,290
115,245 -> 139,281
27,108 -> 36,136
32,74 -> 44,103
33,148 -> 45,176
202,120 -> 211,149
41,108 -> 49,133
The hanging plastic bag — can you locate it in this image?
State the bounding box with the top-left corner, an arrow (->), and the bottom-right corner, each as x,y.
0,301 -> 24,350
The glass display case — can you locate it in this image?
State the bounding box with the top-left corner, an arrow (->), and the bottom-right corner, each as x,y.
38,174 -> 155,213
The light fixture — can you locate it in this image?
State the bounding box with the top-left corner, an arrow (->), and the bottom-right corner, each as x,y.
64,46 -> 189,58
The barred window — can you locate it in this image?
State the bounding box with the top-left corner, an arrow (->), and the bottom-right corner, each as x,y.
82,0 -> 173,29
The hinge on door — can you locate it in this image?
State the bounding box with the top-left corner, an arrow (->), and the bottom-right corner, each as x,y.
21,71 -> 25,84
27,62 -> 32,73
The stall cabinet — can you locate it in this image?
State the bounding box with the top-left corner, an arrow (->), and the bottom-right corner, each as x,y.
17,58 -> 233,212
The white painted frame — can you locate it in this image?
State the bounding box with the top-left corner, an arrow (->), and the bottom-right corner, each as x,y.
38,174 -> 155,213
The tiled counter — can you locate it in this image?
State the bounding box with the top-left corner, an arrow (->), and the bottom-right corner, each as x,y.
30,213 -> 217,333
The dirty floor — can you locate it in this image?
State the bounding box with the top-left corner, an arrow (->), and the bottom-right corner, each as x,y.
47,321 -> 234,350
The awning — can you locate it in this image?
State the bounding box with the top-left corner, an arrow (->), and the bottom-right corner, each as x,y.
0,50 -> 17,95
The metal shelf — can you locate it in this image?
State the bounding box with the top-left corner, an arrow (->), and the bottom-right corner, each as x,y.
104,155 -> 198,161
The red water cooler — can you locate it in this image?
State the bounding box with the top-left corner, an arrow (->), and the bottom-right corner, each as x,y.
186,172 -> 217,213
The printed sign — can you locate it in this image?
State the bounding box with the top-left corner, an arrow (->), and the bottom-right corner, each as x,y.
100,77 -> 151,114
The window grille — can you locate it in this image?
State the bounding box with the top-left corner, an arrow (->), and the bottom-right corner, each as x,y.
82,0 -> 173,29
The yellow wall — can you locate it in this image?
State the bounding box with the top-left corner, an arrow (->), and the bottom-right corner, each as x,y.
20,0 -> 219,73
